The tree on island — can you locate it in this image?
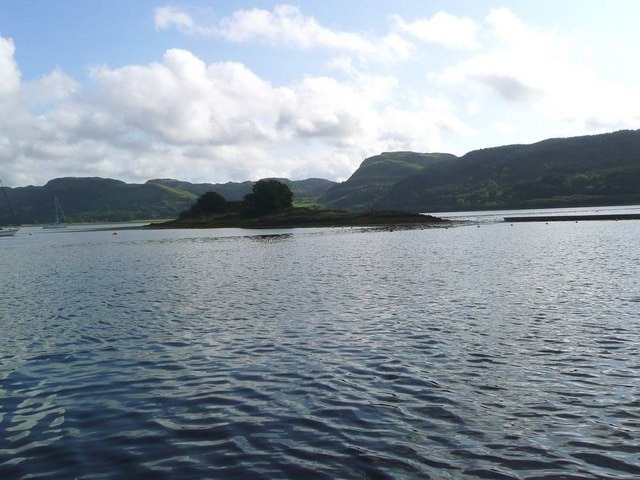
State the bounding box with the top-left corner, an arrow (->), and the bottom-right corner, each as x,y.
180,191 -> 227,218
243,179 -> 293,216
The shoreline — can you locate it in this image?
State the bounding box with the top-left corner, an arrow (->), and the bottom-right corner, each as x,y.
504,213 -> 640,222
147,209 -> 449,230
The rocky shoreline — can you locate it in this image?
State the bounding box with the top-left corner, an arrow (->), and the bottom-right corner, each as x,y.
148,209 -> 448,229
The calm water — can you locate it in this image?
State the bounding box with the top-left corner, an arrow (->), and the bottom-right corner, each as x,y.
1,211 -> 639,479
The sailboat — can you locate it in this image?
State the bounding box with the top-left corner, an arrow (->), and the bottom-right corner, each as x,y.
0,178 -> 19,237
43,195 -> 68,229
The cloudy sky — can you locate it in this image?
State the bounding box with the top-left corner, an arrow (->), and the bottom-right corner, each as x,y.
1,1 -> 639,187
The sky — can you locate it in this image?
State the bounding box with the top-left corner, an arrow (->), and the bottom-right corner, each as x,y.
1,1 -> 639,187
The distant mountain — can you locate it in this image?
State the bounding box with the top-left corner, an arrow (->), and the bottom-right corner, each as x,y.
375,129 -> 640,212
287,178 -> 338,197
147,177 -> 336,207
1,176 -> 336,224
322,152 -> 457,211
3,129 -> 638,224
2,177 -> 198,224
147,179 -> 254,201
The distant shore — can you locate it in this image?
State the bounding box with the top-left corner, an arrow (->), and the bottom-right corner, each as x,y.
148,208 -> 449,229
504,213 -> 640,222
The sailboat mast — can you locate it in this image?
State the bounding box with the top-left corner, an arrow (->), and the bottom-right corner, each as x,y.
55,195 -> 68,224
0,178 -> 18,225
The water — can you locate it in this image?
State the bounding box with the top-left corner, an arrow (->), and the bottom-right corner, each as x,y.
431,203 -> 640,224
1,210 -> 639,479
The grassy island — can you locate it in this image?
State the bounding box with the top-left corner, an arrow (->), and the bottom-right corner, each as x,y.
149,207 -> 447,229
147,179 -> 447,230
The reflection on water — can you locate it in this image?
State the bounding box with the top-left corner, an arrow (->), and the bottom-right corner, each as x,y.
1,209 -> 639,479
248,233 -> 294,243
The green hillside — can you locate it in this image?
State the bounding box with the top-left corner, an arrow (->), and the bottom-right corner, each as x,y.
147,177 -> 335,205
376,130 -> 640,212
147,179 -> 253,200
3,129 -> 639,224
1,176 -> 336,225
322,152 -> 457,211
1,177 -> 198,224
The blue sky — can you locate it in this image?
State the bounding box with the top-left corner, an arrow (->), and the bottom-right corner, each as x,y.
1,1 -> 639,186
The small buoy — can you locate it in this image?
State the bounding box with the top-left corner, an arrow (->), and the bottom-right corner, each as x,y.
112,231 -> 118,235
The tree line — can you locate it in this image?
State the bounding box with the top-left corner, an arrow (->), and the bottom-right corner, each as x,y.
180,179 -> 293,219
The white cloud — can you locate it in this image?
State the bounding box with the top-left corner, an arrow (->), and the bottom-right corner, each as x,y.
492,121 -> 515,134
155,4 -> 413,63
91,49 -> 292,145
439,7 -> 640,134
279,75 -> 395,145
89,47 -> 452,157
0,33 -> 463,186
376,97 -> 472,153
21,68 -> 78,107
0,36 -> 20,96
6,5 -> 640,188
392,11 -> 480,50
439,9 -> 557,102
219,4 -> 369,52
154,5 -> 213,35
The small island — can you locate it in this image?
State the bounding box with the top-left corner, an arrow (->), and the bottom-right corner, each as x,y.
149,179 -> 447,229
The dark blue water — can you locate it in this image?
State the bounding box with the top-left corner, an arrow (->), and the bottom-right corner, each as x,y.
1,215 -> 639,479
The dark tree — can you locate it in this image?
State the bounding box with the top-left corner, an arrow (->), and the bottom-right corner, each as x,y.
180,191 -> 227,218
243,179 -> 293,216
195,191 -> 227,213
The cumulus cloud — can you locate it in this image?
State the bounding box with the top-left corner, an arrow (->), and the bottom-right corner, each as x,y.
21,68 -> 79,107
0,31 -> 464,186
438,7 -> 640,134
278,75 -> 391,144
154,5 -> 213,35
4,4 -> 640,188
91,49 -> 292,145
473,74 -> 541,103
0,36 -> 20,96
218,5 -> 368,51
88,48 -> 458,162
154,4 -> 413,63
439,8 -> 555,103
392,11 -> 480,50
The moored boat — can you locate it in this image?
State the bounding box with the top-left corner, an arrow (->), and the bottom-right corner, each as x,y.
42,195 -> 68,229
0,178 -> 19,236
0,226 -> 18,237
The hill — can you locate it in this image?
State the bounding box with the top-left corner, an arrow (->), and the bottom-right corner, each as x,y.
2,129 -> 638,223
322,152 -> 457,211
1,177 -> 198,224
146,179 -> 253,200
375,130 -> 640,212
147,178 -> 335,205
1,177 -> 336,225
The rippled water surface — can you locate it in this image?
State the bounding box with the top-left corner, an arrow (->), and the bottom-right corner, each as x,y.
1,215 -> 639,479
